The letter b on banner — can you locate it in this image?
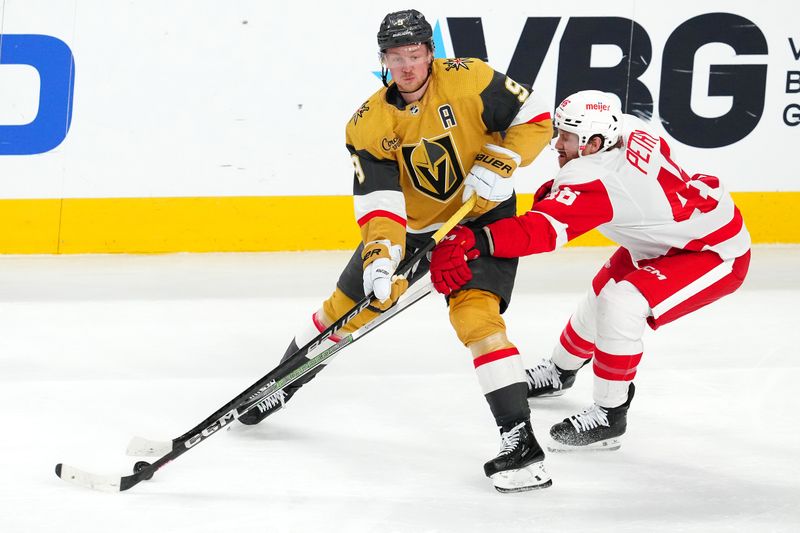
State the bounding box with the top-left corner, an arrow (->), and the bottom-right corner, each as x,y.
0,34 -> 75,155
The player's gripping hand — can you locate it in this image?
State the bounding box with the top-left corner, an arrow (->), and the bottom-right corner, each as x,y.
533,178 -> 555,205
362,240 -> 408,310
430,226 -> 482,295
462,144 -> 521,215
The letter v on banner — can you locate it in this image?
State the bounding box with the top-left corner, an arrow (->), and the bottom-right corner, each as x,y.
790,38 -> 800,60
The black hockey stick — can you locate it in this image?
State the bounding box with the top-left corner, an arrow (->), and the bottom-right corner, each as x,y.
125,277 -> 435,457
55,195 -> 476,492
151,193 -> 476,451
55,278 -> 433,491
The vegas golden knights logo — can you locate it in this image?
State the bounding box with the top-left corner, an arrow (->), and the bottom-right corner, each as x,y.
401,133 -> 465,201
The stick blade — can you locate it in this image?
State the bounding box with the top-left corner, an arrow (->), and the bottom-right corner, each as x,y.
126,436 -> 173,456
55,463 -> 122,492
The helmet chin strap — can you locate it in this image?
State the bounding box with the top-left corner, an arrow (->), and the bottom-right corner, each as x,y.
381,65 -> 390,88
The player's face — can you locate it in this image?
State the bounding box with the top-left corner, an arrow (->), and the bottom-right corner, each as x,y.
554,129 -> 581,167
382,44 -> 432,92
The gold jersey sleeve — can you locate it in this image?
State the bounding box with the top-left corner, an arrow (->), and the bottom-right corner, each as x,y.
346,96 -> 408,253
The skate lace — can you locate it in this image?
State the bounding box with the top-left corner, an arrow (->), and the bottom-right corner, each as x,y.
255,389 -> 287,413
497,422 -> 525,456
568,404 -> 609,433
525,360 -> 561,390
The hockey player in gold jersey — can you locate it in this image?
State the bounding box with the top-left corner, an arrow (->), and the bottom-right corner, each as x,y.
240,9 -> 554,492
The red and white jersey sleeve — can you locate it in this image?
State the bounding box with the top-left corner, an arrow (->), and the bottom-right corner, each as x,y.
488,175 -> 613,257
488,114 -> 751,263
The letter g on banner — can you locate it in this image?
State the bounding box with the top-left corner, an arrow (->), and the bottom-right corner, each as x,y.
659,13 -> 767,148
0,34 -> 75,155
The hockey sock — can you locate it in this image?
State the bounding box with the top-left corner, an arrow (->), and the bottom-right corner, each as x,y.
473,346 -> 530,427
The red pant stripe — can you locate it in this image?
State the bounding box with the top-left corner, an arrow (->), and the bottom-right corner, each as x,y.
593,349 -> 642,380
560,320 -> 594,358
473,347 -> 520,368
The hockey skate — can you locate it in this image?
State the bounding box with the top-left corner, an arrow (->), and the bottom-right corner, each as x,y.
548,383 -> 635,452
238,388 -> 291,425
525,358 -> 591,398
484,420 -> 552,492
238,340 -> 326,426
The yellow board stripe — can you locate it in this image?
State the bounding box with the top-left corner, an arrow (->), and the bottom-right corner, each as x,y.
0,192 -> 796,254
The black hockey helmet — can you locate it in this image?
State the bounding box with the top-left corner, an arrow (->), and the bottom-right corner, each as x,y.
377,9 -> 433,52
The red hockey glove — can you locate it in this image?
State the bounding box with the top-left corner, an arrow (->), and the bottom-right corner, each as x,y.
430,225 -> 482,295
532,178 -> 555,205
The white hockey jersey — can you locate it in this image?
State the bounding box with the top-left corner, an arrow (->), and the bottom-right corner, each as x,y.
488,115 -> 751,263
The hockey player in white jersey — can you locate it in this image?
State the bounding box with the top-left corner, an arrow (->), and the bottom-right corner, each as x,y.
428,89 -> 751,451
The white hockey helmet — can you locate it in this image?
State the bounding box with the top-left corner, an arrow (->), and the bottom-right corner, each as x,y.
554,90 -> 622,154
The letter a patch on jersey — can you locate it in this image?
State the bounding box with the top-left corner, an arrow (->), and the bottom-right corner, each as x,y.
401,133 -> 466,201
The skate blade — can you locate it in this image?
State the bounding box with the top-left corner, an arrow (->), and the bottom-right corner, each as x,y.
490,462 -> 552,493
527,389 -> 567,399
547,437 -> 621,452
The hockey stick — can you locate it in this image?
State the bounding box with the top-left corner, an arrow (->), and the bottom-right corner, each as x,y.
56,279 -> 433,492
146,193 -> 476,451
55,195 -> 476,492
125,277 -> 435,457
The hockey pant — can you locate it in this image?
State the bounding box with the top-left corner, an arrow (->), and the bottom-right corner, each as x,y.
552,247 -> 751,408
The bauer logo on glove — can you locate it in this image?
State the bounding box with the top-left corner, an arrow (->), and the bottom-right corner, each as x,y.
462,144 -> 522,216
475,153 -> 514,175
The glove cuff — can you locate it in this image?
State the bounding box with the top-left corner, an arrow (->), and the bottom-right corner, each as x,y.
474,144 -> 521,178
362,240 -> 402,268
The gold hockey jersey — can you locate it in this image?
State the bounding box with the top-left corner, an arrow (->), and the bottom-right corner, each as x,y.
346,57 -> 552,252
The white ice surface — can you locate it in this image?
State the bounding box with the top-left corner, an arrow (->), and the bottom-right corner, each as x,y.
1,246 -> 798,532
